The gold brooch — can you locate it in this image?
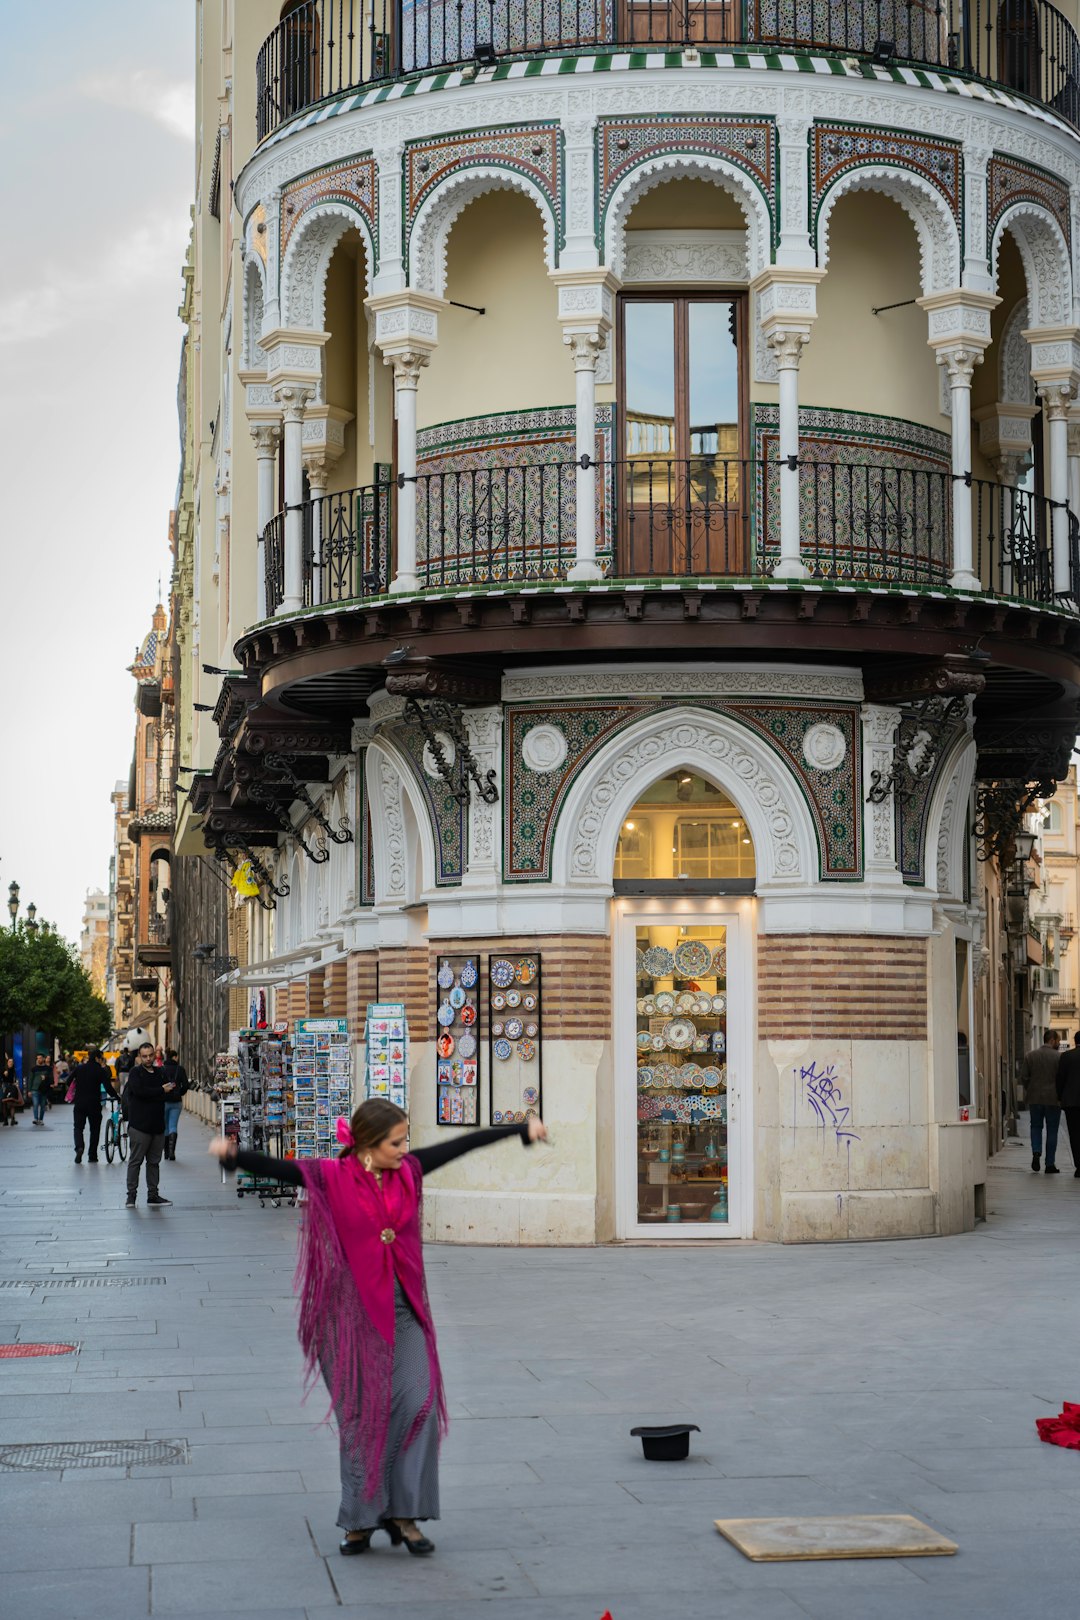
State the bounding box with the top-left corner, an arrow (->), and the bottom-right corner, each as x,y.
380,1228 -> 396,1244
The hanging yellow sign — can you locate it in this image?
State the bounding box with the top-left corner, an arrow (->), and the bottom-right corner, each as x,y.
231,860 -> 260,899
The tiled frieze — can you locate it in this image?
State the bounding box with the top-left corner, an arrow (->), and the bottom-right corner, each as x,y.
504,697 -> 862,882
596,116 -> 777,248
987,152 -> 1071,255
404,123 -> 563,269
281,154 -> 378,260
385,723 -> 467,886
810,121 -> 963,246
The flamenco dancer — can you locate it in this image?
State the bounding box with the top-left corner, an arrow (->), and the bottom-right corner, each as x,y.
208,1100 -> 547,1557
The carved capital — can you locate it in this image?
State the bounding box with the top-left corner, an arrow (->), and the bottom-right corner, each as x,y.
764,328 -> 810,369
937,347 -> 983,387
249,422 -> 281,457
564,330 -> 606,371
301,453 -> 332,491
272,382 -> 313,423
1037,381 -> 1076,420
386,349 -> 429,390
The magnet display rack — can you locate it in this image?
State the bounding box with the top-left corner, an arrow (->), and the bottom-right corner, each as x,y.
488,952 -> 542,1126
435,955 -> 480,1126
364,1003 -> 408,1107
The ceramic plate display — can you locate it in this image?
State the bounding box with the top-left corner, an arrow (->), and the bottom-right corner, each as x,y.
437,1033 -> 454,1059
504,1017 -> 524,1041
525,1022 -> 539,1038
493,1038 -> 513,1061
515,958 -> 537,984
712,947 -> 727,976
663,1018 -> 696,1050
642,945 -> 675,978
636,1030 -> 651,1050
437,1001 -> 456,1027
523,1086 -> 538,1105
492,993 -> 506,1011
523,993 -> 537,1011
675,938 -> 713,976
437,963 -> 455,990
505,989 -> 522,1008
650,1033 -> 666,1052
492,1022 -> 504,1037
458,1032 -> 477,1059
491,958 -> 515,989
635,947 -> 646,977
449,986 -> 467,1009
676,991 -> 696,1013
712,994 -> 727,1015
638,1065 -> 654,1089
699,1066 -> 723,1090
459,960 -> 478,989
492,1110 -> 504,1123
460,1003 -> 477,1027
655,991 -> 676,1015
517,1038 -> 536,1061
642,996 -> 657,1016
693,1034 -> 709,1052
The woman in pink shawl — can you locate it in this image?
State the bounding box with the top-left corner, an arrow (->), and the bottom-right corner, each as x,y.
208,1100 -> 546,1556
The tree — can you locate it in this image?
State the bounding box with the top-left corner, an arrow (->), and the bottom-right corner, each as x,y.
0,925 -> 111,1050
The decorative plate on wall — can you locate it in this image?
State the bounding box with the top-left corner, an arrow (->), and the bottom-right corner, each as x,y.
459,960 -> 478,988
515,958 -> 537,984
523,993 -> 537,1011
675,938 -> 713,976
460,1003 -> 477,1027
491,959 -> 515,989
517,1039 -> 536,1062
437,1034 -> 454,1059
504,1018 -> 524,1041
637,1030 -> 652,1049
492,993 -> 506,1011
492,1022 -> 504,1038
449,986 -> 467,1009
642,945 -> 675,978
458,1032 -> 477,1060
505,990 -> 522,1008
663,1019 -> 697,1051
493,1038 -> 513,1061
523,1086 -> 538,1105
655,991 -> 676,1015
437,1001 -> 456,1027
437,964 -> 455,990
712,947 -> 727,976
525,1022 -> 538,1038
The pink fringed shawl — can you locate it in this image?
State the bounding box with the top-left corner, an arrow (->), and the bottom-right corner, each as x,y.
295,1154 -> 448,1497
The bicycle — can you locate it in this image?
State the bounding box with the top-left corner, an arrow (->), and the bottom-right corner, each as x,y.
103,1101 -> 128,1163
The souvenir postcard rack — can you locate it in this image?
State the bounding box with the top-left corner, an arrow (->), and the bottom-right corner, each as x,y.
435,956 -> 480,1126
228,1031 -> 298,1205
293,1018 -> 353,1160
488,952 -> 542,1126
364,1003 -> 408,1107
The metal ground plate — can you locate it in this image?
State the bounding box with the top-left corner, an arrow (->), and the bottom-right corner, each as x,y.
0,1276 -> 166,1288
0,1439 -> 190,1472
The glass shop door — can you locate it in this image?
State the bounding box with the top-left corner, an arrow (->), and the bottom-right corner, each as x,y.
625,916 -> 742,1237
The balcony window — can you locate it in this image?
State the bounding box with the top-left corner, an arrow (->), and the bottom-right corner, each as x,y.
614,771 -> 756,882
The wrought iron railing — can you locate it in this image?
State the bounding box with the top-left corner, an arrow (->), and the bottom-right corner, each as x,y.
145,913 -> 170,946
303,481 -> 393,606
256,0 -> 1080,139
264,512 -> 285,616
261,459 -> 1077,608
416,461 -> 579,587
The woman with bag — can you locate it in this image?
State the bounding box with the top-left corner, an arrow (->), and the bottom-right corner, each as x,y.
160,1050 -> 189,1160
207,1100 -> 547,1557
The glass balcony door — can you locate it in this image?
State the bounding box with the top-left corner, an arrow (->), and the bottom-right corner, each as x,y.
620,0 -> 738,45
620,294 -> 747,577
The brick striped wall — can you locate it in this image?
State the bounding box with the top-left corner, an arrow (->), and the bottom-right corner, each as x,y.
348,952 -> 378,1028
758,935 -> 927,1041
376,947 -> 429,1034
431,936 -> 611,1041
323,961 -> 348,1019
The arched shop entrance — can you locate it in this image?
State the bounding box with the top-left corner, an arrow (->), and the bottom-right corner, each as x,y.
613,770 -> 756,1238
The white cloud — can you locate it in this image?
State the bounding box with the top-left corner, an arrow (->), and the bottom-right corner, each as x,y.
80,68 -> 195,142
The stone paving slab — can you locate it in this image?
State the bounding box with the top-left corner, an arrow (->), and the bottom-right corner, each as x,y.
1,1113 -> 1079,1618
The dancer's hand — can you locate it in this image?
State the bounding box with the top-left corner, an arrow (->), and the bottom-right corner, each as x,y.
526,1117 -> 549,1144
207,1136 -> 235,1161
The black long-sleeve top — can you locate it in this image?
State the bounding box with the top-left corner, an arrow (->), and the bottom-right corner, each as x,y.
227,1121 -> 532,1187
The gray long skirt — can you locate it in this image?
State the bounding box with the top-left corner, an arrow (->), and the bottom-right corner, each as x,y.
324,1279 -> 440,1531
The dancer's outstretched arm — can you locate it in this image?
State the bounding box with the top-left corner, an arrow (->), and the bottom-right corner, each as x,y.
412,1117 -> 546,1176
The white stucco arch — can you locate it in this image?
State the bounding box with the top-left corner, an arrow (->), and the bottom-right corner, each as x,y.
325,778 -> 355,925
816,167 -> 962,295
366,739 -> 438,906
604,155 -> 769,282
285,851 -> 304,950
924,731 -> 977,902
281,201 -> 375,331
999,297 -> 1034,405
991,203 -> 1073,329
243,256 -> 267,370
549,707 -> 819,891
408,167 -> 558,297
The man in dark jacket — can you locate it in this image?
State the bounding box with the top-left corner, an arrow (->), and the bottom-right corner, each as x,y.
123,1043 -> 177,1207
1020,1030 -> 1063,1172
70,1049 -> 119,1164
160,1049 -> 189,1161
1056,1031 -> 1080,1178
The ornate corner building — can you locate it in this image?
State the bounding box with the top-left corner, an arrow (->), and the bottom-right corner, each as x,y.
174,0 -> 1080,1241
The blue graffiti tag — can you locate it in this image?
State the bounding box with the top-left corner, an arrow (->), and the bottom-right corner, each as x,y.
801,1061 -> 860,1150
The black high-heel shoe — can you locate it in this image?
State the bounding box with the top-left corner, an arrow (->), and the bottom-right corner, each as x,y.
339,1528 -> 375,1556
381,1518 -> 435,1556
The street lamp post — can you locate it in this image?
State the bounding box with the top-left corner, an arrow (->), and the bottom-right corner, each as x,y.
8,881 -> 19,931
24,903 -> 37,937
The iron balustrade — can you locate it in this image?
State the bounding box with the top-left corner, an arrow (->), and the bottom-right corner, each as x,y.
145,913 -> 169,946
263,512 -> 285,617
793,460 -> 952,585
256,0 -> 1080,138
618,457 -> 753,576
302,481 -> 393,606
415,460 -> 578,588
971,477 -> 1079,603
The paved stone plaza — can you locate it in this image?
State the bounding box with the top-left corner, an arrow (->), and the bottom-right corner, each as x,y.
1,1111 -> 1079,1620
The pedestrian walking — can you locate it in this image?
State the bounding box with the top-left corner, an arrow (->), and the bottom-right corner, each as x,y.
123,1042 -> 177,1207
208,1101 -> 548,1557
1020,1030 -> 1062,1172
1,1070 -> 19,1126
160,1049 -> 189,1160
1056,1030 -> 1080,1179
29,1055 -> 52,1125
69,1048 -> 119,1163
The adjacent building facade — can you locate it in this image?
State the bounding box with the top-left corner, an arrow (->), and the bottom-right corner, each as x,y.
80,889 -> 109,1000
174,1 -> 1080,1241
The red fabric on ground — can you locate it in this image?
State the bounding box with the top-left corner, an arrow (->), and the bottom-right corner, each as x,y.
1036,1402 -> 1080,1448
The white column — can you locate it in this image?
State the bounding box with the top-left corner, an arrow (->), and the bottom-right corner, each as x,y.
1069,418 -> 1080,525
566,332 -> 604,582
389,352 -> 426,595
250,422 -> 280,621
861,703 -> 905,888
768,330 -> 810,579
1041,384 -> 1074,596
276,385 -> 310,614
303,455 -> 330,607
939,348 -> 981,592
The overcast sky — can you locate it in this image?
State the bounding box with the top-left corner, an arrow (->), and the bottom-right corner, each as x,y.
0,3 -> 193,946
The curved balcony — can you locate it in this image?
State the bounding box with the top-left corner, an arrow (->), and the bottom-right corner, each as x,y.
261,460 -> 1078,614
256,0 -> 1080,140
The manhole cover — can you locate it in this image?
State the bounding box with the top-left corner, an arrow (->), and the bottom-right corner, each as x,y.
0,1276 -> 165,1289
0,1439 -> 190,1472
0,1344 -> 79,1359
